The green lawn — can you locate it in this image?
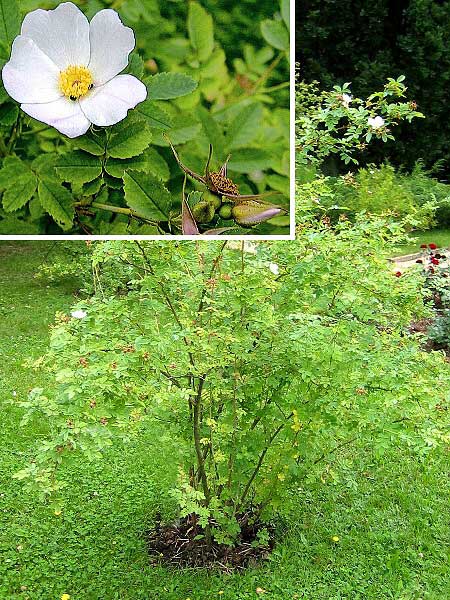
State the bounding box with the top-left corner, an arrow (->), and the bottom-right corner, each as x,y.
393,228 -> 450,256
1,242 -> 449,600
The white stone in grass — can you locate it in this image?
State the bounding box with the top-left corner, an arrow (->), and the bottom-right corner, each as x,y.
269,263 -> 279,275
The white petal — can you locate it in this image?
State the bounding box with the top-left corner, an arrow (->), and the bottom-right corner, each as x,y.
21,2 -> 90,70
21,98 -> 90,138
79,75 -> 147,127
88,10 -> 135,85
2,36 -> 61,104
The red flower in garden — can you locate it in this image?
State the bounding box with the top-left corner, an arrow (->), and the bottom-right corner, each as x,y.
431,257 -> 439,265
420,244 -> 427,249
394,271 -> 402,277
429,243 -> 438,250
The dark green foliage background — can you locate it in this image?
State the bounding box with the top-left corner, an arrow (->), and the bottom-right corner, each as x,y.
296,0 -> 450,176
164,0 -> 278,60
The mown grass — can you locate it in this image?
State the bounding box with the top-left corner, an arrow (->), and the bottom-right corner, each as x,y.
0,242 -> 449,600
393,228 -> 450,256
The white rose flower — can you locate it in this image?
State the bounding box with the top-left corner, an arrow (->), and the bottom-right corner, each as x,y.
71,310 -> 87,319
342,93 -> 352,108
269,263 -> 279,275
367,115 -> 385,129
1,2 -> 147,138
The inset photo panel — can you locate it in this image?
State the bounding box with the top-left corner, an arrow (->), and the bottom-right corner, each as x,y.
0,0 -> 294,239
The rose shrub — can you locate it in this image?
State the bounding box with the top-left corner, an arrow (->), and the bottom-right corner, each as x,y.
13,224 -> 450,545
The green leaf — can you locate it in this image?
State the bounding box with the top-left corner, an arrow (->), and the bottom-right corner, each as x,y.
146,73 -> 198,100
0,216 -> 39,234
188,2 -> 214,63
123,171 -> 171,221
187,190 -> 204,209
261,19 -> 289,51
280,0 -> 290,30
107,121 -> 152,159
226,103 -> 263,150
153,115 -> 201,146
228,148 -> 271,173
0,80 -> 8,104
28,195 -> 44,221
0,102 -> 18,126
145,147 -> 170,181
55,152 -> 102,184
136,99 -> 173,130
124,52 -> 144,79
0,156 -> 37,212
105,153 -> 150,179
31,153 -> 59,179
2,174 -> 36,212
265,173 -> 290,196
72,132 -> 106,156
38,177 -> 74,231
82,177 -> 103,196
0,0 -> 21,49
197,106 -> 226,156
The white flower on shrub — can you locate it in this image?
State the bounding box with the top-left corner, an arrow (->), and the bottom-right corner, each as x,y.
71,310 -> 87,319
1,2 -> 147,138
368,115 -> 385,129
269,263 -> 279,275
342,93 -> 352,108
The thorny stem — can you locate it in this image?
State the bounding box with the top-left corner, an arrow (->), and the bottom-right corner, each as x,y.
193,375 -> 212,546
135,242 -> 196,382
197,242 -> 228,315
136,242 -> 185,332
193,376 -> 210,504
227,358 -> 239,493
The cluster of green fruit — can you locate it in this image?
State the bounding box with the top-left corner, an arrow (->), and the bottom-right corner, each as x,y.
190,192 -> 281,229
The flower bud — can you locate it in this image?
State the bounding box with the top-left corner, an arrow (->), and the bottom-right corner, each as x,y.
218,203 -> 233,219
203,191 -> 222,210
231,201 -> 282,226
192,200 -> 215,224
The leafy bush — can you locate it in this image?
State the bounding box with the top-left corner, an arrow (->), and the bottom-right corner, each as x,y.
12,220 -> 449,546
298,158 -> 450,233
0,0 -> 290,235
296,76 -> 423,167
296,0 -> 450,176
427,310 -> 450,349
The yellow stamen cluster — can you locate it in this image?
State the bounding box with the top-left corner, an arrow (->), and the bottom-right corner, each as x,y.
59,65 -> 93,101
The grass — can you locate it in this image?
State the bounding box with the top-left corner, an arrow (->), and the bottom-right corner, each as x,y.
1,242 -> 449,600
393,227 -> 450,256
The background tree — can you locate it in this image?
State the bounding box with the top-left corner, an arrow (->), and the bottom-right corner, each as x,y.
296,0 -> 450,176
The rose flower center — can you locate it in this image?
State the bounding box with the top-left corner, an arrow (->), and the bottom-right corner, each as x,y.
59,65 -> 93,101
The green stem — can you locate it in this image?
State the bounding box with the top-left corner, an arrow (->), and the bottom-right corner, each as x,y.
236,416 -> 291,512
77,201 -> 156,225
22,126 -> 50,137
0,136 -> 8,156
260,81 -> 290,94
251,52 -> 285,94
7,114 -> 22,155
